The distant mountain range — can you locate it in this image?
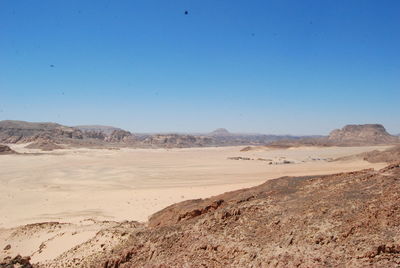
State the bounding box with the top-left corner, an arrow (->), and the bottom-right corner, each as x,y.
0,120 -> 303,149
0,120 -> 398,150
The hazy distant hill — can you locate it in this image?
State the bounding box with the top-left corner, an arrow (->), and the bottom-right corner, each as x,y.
208,128 -> 231,136
75,125 -> 123,136
204,128 -> 303,146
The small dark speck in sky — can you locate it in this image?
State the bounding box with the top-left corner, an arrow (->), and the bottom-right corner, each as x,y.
184,10 -> 189,15
50,64 -> 55,68
251,33 -> 255,37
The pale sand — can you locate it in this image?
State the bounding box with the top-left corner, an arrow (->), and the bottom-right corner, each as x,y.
0,145 -> 389,228
0,145 -> 391,263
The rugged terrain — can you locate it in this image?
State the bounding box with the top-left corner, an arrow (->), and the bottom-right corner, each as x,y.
0,120 -> 303,149
2,121 -> 397,150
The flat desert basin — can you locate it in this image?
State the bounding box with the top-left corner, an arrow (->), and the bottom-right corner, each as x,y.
0,144 -> 390,228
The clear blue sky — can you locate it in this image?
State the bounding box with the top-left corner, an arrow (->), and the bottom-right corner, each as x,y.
1,0 -> 399,135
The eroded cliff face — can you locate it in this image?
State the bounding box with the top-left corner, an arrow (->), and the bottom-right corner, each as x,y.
0,120 -> 84,144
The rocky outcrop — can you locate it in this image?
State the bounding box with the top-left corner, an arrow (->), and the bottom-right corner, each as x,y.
105,130 -> 136,143
0,145 -> 16,155
142,134 -> 213,148
0,120 -> 83,144
0,255 -> 33,268
82,130 -> 106,140
328,124 -> 399,145
0,121 -> 137,146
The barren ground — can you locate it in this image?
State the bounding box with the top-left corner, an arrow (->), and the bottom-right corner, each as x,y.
0,144 -> 389,228
0,145 -> 392,265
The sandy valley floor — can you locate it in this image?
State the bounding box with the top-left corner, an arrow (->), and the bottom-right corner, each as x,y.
0,145 -> 390,229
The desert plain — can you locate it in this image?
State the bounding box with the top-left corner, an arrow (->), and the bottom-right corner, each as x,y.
0,144 -> 389,229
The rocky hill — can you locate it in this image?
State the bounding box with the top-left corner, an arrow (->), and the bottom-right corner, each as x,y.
0,120 -> 138,148
328,124 -> 399,145
209,128 -> 231,136
0,120 -> 83,144
22,161 -> 400,267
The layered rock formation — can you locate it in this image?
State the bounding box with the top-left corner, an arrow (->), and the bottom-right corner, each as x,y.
104,130 -> 136,143
0,120 -> 83,144
0,120 -> 136,147
142,134 -> 212,148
